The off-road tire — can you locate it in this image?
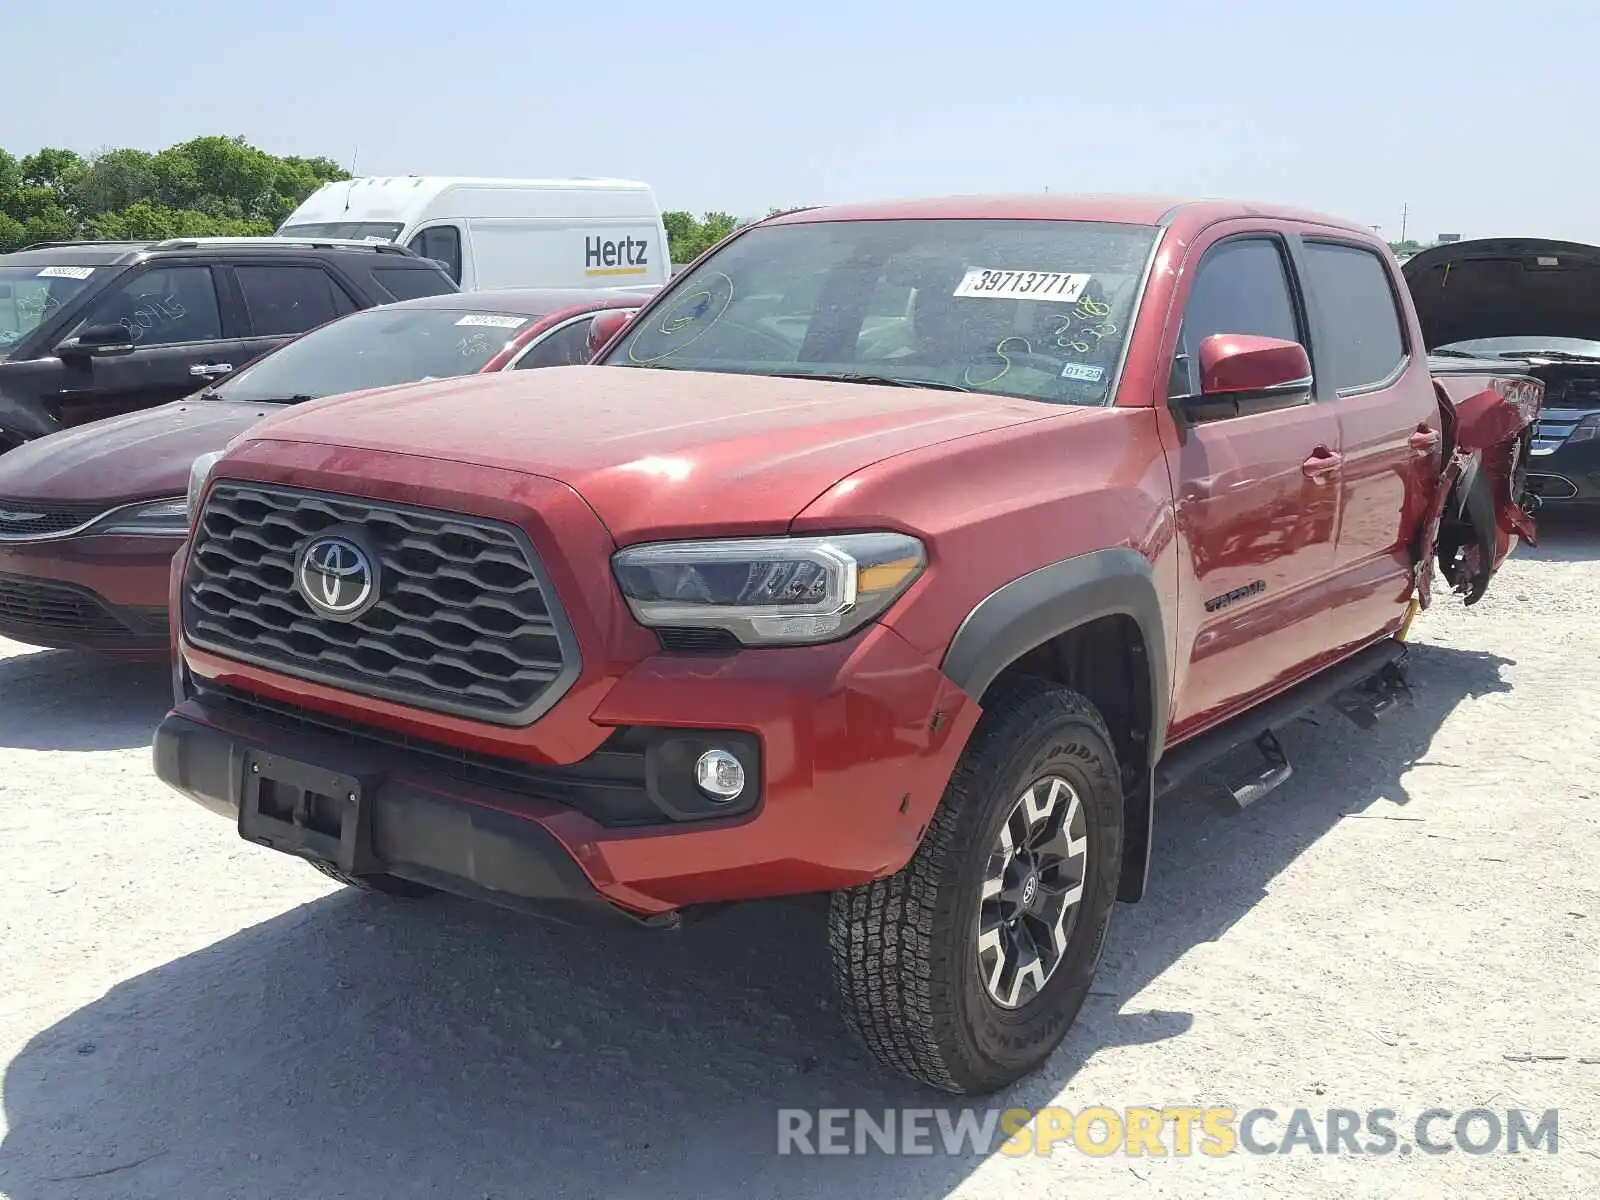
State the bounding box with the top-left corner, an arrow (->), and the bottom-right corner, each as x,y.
828,675 -> 1124,1094
309,860 -> 436,898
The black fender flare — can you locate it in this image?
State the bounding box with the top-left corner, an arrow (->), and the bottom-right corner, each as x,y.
939,547 -> 1169,902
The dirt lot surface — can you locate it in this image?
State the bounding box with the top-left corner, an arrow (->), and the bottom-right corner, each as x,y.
1,519 -> 1597,1199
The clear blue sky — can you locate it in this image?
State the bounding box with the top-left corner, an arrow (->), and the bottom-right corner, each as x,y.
6,0 -> 1596,241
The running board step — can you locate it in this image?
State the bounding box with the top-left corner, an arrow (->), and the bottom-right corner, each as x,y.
1329,658 -> 1414,730
1153,637 -> 1409,802
1217,729 -> 1293,810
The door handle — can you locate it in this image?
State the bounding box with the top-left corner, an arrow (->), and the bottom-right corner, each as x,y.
1408,426 -> 1441,453
189,363 -> 233,379
1301,447 -> 1343,480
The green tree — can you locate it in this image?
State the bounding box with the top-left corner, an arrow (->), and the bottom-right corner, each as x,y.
0,151 -> 20,250
18,147 -> 86,197
151,136 -> 278,220
662,211 -> 700,262
269,155 -> 349,225
663,210 -> 742,264
20,205 -> 77,246
1,136 -> 349,251
0,149 -> 19,204
76,148 -> 159,216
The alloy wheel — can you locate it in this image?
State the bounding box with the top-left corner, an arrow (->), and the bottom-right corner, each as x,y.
975,775 -> 1090,1009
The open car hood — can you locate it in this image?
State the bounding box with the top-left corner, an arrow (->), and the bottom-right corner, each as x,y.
1402,237 -> 1600,348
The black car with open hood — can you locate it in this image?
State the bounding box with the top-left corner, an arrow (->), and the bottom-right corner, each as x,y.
1403,238 -> 1600,508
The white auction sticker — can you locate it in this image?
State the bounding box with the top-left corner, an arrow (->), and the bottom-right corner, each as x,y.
1060,362 -> 1105,382
455,314 -> 527,329
36,266 -> 96,280
953,268 -> 1090,302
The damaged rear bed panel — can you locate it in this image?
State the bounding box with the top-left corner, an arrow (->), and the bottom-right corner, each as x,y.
1418,360 -> 1542,607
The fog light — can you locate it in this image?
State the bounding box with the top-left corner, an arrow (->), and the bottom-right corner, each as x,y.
694,748 -> 746,802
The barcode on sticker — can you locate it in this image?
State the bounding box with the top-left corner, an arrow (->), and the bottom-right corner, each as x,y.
455,314 -> 527,329
953,269 -> 1090,302
1060,362 -> 1105,382
36,266 -> 96,280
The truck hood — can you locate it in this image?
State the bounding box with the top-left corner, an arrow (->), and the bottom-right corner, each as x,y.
0,399 -> 277,504
1402,237 -> 1600,348
243,365 -> 1054,541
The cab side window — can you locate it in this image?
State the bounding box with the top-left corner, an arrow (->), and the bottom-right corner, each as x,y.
408,226 -> 463,283
1171,238 -> 1302,397
81,266 -> 223,347
515,317 -> 601,369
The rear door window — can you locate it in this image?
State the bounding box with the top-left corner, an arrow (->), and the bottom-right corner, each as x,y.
235,265 -> 356,337
79,265 -> 224,346
372,266 -> 458,301
1300,242 -> 1408,392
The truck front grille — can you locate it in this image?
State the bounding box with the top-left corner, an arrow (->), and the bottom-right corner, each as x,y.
182,483 -> 579,725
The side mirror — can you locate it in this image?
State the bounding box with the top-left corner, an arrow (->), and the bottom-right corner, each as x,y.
1177,334 -> 1312,422
58,323 -> 136,360
587,309 -> 635,359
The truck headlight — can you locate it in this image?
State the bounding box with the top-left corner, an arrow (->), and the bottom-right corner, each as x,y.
92,496 -> 191,536
612,532 -> 926,646
186,451 -> 225,525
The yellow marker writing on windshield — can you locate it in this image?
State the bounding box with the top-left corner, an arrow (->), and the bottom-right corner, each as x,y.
964,336 -> 1031,388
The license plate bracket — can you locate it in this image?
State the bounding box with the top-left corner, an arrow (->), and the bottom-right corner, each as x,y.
240,750 -> 379,874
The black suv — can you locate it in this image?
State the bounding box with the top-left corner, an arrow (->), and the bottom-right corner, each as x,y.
0,237 -> 458,450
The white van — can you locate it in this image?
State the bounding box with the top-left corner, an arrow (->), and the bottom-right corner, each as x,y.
276,176 -> 670,292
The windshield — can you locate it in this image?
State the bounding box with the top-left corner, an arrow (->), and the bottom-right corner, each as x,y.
277,221 -> 404,242
603,218 -> 1159,404
1435,336 -> 1600,359
0,265 -> 100,355
212,306 -> 538,403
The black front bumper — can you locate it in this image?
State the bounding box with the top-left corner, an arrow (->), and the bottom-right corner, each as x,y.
152,710 -> 678,929
1527,439 -> 1600,505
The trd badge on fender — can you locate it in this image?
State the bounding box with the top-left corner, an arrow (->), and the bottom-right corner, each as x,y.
295,533 -> 380,620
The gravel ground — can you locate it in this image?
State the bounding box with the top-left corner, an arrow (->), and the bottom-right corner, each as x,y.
1,518 -> 1597,1199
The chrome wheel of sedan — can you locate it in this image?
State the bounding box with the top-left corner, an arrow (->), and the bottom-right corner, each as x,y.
976,775 -> 1089,1010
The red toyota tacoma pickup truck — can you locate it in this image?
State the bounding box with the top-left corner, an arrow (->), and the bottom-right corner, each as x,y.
153,195 -> 1539,1095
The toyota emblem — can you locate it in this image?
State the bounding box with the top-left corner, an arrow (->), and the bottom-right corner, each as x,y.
295,534 -> 378,620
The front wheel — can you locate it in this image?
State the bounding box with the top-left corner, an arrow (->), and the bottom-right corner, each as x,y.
828,676 -> 1123,1094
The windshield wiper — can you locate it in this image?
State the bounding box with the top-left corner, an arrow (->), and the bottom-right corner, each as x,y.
1494,349 -> 1600,363
1429,348 -> 1483,358
201,390 -> 316,403
767,371 -> 972,392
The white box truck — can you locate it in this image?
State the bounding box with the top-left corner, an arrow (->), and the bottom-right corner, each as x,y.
276,176 -> 671,292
